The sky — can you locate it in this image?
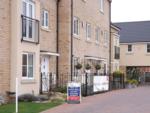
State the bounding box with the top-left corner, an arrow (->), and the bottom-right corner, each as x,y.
111,0 -> 150,22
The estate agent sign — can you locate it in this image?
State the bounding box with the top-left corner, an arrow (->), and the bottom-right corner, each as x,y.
67,82 -> 81,104
93,76 -> 109,92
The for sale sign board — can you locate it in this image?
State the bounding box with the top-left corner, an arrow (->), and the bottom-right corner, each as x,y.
93,76 -> 109,92
67,82 -> 81,104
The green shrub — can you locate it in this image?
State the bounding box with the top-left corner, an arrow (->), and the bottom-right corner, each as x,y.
18,94 -> 39,102
54,86 -> 67,93
113,70 -> 124,77
127,79 -> 138,85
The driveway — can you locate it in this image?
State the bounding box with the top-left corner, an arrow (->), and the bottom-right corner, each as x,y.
41,86 -> 150,113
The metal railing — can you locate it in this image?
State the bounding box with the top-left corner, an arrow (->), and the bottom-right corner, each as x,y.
21,15 -> 39,44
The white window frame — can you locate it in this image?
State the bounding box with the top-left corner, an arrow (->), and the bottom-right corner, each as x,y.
147,43 -> 150,53
42,10 -> 49,29
104,31 -> 109,47
86,22 -> 91,41
73,17 -> 80,36
100,0 -> 104,13
95,27 -> 100,44
127,44 -> 132,52
22,53 -> 34,79
22,0 -> 35,41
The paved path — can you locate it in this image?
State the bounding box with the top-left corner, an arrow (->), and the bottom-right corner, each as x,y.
41,86 -> 150,113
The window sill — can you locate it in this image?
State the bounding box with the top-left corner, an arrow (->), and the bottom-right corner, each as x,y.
126,52 -> 134,55
41,26 -> 51,32
21,79 -> 36,84
82,0 -> 87,3
86,39 -> 92,43
21,39 -> 39,44
73,34 -> 80,40
99,10 -> 104,15
104,44 -> 108,48
95,41 -> 100,46
146,53 -> 150,56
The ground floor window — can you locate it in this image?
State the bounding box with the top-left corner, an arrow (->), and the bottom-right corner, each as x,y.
22,53 -> 34,79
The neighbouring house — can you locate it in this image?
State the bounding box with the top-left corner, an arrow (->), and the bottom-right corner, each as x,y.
110,24 -> 120,73
58,0 -> 111,80
115,21 -> 150,82
0,0 -> 59,99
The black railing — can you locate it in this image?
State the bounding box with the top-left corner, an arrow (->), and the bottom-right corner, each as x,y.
21,15 -> 39,44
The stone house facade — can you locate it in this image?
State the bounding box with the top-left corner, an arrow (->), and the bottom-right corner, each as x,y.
0,0 -> 59,99
0,0 -> 111,100
58,0 -> 111,79
110,24 -> 120,73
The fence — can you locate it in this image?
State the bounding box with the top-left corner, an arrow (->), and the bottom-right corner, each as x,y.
40,72 -> 110,97
110,74 -> 125,90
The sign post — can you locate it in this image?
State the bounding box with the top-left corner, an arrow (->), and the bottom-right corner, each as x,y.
16,78 -> 18,113
67,82 -> 81,104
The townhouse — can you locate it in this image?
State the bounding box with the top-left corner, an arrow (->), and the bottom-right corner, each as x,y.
0,0 -> 112,100
110,24 -> 120,73
115,21 -> 150,82
58,0 -> 111,80
0,0 -> 59,98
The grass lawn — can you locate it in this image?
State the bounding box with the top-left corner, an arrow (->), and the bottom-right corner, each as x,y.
0,99 -> 64,113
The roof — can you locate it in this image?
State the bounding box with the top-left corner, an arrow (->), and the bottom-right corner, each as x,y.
111,23 -> 121,31
114,21 -> 150,43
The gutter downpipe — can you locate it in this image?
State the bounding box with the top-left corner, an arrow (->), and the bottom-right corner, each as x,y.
109,1 -> 112,91
71,0 -> 73,81
56,0 -> 60,87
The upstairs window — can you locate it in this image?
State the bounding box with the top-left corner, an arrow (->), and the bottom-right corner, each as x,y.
22,0 -> 35,18
128,44 -> 132,52
73,17 -> 80,36
104,31 -> 109,47
86,23 -> 91,40
100,0 -> 104,12
22,0 -> 36,41
42,10 -> 49,28
95,27 -> 100,43
147,44 -> 150,53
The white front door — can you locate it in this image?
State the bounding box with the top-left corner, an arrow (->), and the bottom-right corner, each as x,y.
41,56 -> 49,92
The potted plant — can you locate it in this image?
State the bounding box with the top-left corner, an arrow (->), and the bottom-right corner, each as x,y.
75,62 -> 82,77
85,63 -> 91,73
95,64 -> 101,75
126,79 -> 138,88
113,71 -> 124,89
113,70 -> 124,77
75,62 -> 82,70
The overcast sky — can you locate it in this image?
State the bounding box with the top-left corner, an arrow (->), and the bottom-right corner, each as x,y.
111,0 -> 150,22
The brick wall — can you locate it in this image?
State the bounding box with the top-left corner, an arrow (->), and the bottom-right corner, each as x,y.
58,0 -> 110,77
0,0 -> 11,95
40,0 -> 57,52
